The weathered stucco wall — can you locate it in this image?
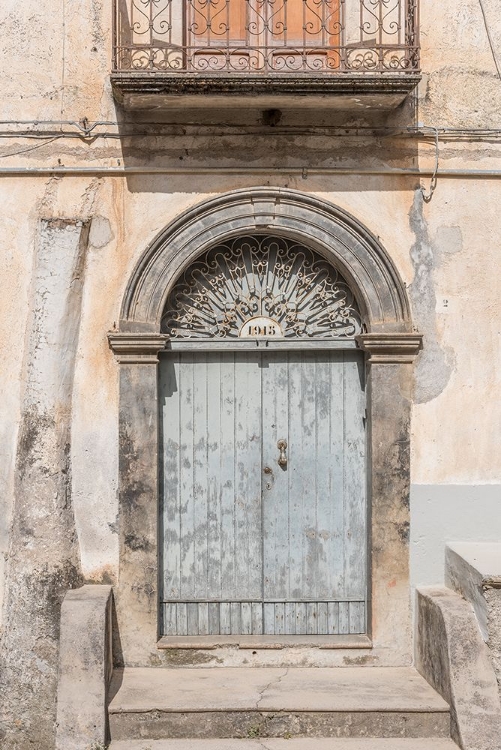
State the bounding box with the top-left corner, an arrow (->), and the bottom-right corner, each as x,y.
2,178 -> 501,594
2,0 -> 501,745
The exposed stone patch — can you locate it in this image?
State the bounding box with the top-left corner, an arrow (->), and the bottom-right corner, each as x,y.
0,219 -> 91,750
89,214 -> 114,248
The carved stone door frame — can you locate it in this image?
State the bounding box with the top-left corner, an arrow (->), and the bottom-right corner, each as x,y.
109,187 -> 422,665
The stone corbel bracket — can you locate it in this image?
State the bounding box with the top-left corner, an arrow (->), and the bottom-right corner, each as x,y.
108,332 -> 168,363
356,332 -> 423,363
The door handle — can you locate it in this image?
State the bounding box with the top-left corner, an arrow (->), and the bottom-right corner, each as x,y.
277,439 -> 288,467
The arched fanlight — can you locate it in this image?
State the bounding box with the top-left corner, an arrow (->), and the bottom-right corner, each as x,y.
161,234 -> 362,339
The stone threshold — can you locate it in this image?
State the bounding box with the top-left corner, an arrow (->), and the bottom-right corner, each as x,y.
109,741 -> 459,750
157,635 -> 372,650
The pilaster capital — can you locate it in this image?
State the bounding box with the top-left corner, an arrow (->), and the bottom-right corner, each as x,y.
108,332 -> 168,364
356,332 -> 423,363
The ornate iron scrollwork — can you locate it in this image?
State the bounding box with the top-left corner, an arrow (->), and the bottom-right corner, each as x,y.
113,0 -> 419,74
161,235 -> 363,338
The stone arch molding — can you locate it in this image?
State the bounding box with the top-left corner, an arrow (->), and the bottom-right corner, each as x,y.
120,188 -> 412,335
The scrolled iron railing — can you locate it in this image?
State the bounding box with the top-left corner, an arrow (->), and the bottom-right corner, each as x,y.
113,0 -> 419,74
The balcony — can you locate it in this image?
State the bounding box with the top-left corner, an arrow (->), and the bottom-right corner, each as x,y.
111,0 -> 420,110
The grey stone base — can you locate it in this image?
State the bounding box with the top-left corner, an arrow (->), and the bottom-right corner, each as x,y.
109,710 -> 450,741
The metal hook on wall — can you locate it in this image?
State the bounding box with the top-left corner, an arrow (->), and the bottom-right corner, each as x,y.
420,126 -> 439,203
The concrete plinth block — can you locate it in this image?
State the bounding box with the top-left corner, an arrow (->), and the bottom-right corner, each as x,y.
446,542 -> 501,686
55,584 -> 113,750
416,586 -> 501,750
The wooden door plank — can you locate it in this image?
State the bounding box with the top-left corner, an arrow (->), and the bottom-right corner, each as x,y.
349,600 -> 366,634
234,353 -> 262,601
251,602 -> 263,635
307,602 -> 318,635
313,353 -> 342,606
208,602 -> 220,635
220,602 -> 231,635
338,601 -> 349,634
240,602 -> 252,635
198,602 -> 209,635
343,352 -> 367,601
161,354 -> 181,603
329,352 -> 346,599
298,353 -> 318,601
328,601 -> 339,634
219,353 -> 237,600
287,352 -> 304,607
192,355 -> 209,600
179,353 -> 195,602
207,354 -> 223,600
262,352 -> 290,602
296,601 -> 307,635
317,601 -> 328,634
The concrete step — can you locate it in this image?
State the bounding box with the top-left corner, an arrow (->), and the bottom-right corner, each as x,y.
109,740 -> 459,749
108,667 -> 451,741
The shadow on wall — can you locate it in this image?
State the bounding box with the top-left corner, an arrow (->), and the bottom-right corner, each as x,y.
110,86 -> 420,196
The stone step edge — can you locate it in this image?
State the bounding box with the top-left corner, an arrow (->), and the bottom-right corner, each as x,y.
109,708 -> 452,742
109,707 -> 450,714
109,739 -> 459,749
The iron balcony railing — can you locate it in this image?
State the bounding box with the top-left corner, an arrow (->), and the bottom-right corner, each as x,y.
113,0 -> 419,75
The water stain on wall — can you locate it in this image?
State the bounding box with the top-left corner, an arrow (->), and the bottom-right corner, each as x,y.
408,189 -> 456,404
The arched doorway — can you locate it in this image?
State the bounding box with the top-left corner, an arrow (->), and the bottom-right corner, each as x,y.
109,188 -> 422,664
159,234 -> 366,637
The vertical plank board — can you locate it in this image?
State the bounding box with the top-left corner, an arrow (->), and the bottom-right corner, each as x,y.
338,601 -> 350,634
241,602 -> 252,635
343,352 -> 367,602
208,602 -> 220,635
206,354 -> 223,600
161,354 -> 181,602
251,603 -> 263,635
317,602 -> 328,634
262,352 -> 290,607
234,353 -> 262,602
192,355 -> 209,603
230,602 -> 241,634
187,602 -> 199,635
274,603 -> 285,634
285,602 -> 296,635
299,354 -> 318,601
328,602 -> 339,634
198,602 -> 209,635
220,353 -> 237,600
179,353 -> 195,603
349,602 -> 366,634
296,602 -> 307,634
220,602 -> 231,635
263,603 -> 275,634
314,354 -> 334,601
307,602 -> 318,635
287,353 -> 304,609
163,603 -> 177,636
327,352 -> 346,597
177,603 -> 188,636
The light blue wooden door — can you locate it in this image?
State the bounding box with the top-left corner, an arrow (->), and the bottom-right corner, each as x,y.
261,351 -> 366,635
160,350 -> 366,636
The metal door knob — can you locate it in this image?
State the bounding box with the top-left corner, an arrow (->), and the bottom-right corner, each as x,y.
277,439 -> 288,466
